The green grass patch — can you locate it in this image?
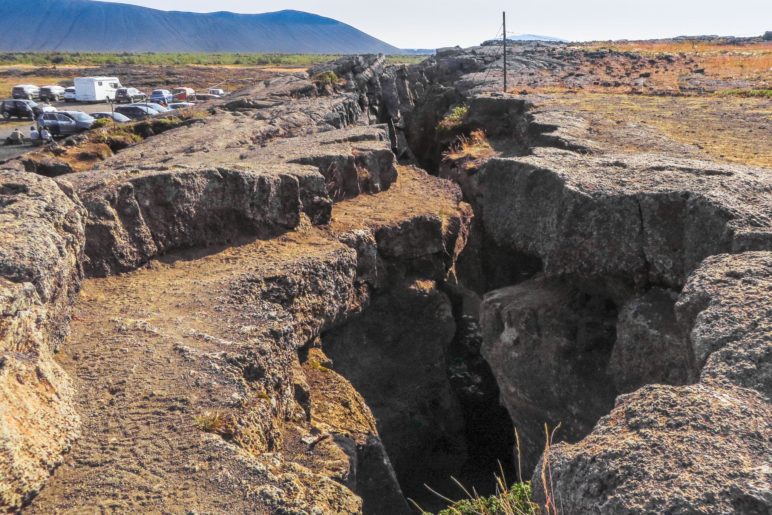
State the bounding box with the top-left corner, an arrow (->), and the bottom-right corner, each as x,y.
0,52 -> 428,68
312,71 -> 340,87
417,481 -> 539,515
437,105 -> 470,133
718,88 -> 772,98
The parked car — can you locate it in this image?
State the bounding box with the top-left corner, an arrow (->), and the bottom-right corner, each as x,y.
37,111 -> 95,137
194,93 -> 219,101
2,99 -> 55,120
39,85 -> 66,102
172,87 -> 195,101
131,102 -> 170,113
167,102 -> 195,110
115,87 -> 147,103
12,85 -> 40,100
208,88 -> 226,97
114,105 -> 158,120
63,87 -> 77,102
92,112 -> 131,123
149,89 -> 173,104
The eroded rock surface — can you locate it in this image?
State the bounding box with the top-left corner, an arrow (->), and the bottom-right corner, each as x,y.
609,288 -> 688,392
480,278 -> 618,471
481,151 -> 772,291
409,45 -> 771,514
535,383 -> 771,514
0,171 -> 84,509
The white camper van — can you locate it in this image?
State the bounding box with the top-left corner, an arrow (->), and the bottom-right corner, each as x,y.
73,77 -> 122,102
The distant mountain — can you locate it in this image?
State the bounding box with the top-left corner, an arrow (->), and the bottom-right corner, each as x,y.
0,0 -> 403,54
507,34 -> 567,42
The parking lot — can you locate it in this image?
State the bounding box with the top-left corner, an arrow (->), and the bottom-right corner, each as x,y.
1,100 -> 147,162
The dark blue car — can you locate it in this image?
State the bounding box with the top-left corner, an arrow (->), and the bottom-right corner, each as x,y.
149,89 -> 173,104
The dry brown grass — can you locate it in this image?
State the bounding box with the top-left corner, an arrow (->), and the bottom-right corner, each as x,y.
443,130 -> 497,164
581,40 -> 772,83
582,40 -> 771,56
547,93 -> 772,168
194,411 -> 233,435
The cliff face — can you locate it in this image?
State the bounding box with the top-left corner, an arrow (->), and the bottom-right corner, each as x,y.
0,56 -> 475,513
404,46 -> 771,513
0,172 -> 83,509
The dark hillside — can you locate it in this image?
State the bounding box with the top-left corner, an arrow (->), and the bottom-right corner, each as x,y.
0,0 -> 402,54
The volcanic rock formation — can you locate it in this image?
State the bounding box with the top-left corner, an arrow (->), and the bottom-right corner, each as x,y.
1,44 -> 770,514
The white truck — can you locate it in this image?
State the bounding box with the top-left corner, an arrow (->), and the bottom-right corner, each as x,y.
73,77 -> 123,102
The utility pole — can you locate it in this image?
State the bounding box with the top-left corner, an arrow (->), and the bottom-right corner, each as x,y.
503,11 -> 507,93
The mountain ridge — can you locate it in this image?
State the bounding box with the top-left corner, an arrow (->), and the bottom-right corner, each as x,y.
0,0 -> 404,54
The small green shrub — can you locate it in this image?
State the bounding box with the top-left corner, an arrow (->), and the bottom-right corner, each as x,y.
194,411 -> 233,436
91,118 -> 112,129
313,71 -> 340,87
437,105 -> 470,133
435,482 -> 538,515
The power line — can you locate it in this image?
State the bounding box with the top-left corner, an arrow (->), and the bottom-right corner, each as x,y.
479,23 -> 504,90
503,11 -> 508,93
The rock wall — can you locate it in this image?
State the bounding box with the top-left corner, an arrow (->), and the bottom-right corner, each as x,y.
394,45 -> 772,513
0,171 -> 84,509
0,55 -> 447,512
480,278 -> 618,471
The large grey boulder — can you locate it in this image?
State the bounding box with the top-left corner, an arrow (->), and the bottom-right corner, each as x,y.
534,383 -> 771,514
480,150 -> 772,290
480,277 -> 618,471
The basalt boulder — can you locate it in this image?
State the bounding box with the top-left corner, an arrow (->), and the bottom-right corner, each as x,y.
480,151 -> 772,291
480,277 -> 618,472
534,383 -> 771,514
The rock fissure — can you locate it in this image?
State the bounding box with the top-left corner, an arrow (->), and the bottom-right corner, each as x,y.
396,45 -> 770,514
0,48 -> 770,514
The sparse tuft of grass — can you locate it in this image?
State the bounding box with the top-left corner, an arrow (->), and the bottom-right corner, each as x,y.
432,481 -> 538,515
442,129 -> 496,166
90,118 -> 112,129
414,427 -> 562,515
437,105 -> 470,134
308,359 -> 333,373
194,411 -> 232,435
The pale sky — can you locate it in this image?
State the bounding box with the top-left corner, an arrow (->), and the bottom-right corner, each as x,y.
99,0 -> 771,49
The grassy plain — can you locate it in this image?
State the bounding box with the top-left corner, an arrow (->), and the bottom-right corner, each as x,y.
0,52 -> 427,68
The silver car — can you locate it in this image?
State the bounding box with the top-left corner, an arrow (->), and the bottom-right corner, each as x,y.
92,112 -> 131,123
38,111 -> 95,137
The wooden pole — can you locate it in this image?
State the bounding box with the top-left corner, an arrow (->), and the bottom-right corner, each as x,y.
503,11 -> 507,93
